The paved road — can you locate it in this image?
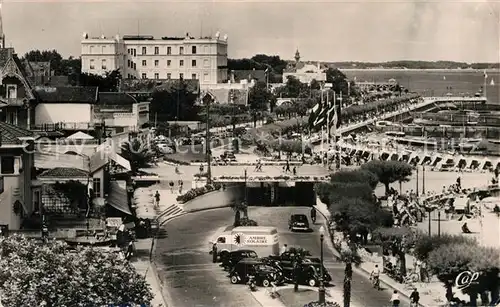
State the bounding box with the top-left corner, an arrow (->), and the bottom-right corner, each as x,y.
155,206 -> 409,307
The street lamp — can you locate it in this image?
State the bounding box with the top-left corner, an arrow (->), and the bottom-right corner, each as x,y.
318,226 -> 326,304
244,168 -> 248,204
203,94 -> 213,184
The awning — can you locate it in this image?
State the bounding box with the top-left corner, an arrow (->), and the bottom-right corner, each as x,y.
66,131 -> 95,140
110,152 -> 131,171
107,181 -> 132,215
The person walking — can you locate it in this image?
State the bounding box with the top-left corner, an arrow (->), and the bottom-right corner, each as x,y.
154,191 -> 160,208
410,288 -> 420,307
390,290 -> 400,307
178,180 -> 183,194
169,181 -> 174,193
212,242 -> 218,263
285,160 -> 291,173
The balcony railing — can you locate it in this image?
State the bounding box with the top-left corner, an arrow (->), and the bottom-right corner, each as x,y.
33,122 -> 94,131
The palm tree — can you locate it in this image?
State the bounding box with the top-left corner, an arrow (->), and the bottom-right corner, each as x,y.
339,243 -> 362,307
120,138 -> 154,175
232,201 -> 248,226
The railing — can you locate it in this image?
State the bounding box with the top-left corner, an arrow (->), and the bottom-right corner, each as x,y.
33,122 -> 94,131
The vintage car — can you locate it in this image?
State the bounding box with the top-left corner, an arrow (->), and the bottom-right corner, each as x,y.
221,249 -> 258,270
229,258 -> 283,287
288,214 -> 310,232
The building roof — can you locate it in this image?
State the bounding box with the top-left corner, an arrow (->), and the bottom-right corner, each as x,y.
0,49 -> 34,97
206,88 -> 247,105
120,79 -> 199,94
38,167 -> 89,178
233,70 -> 266,83
34,86 -> 98,103
0,122 -> 35,145
98,92 -> 138,105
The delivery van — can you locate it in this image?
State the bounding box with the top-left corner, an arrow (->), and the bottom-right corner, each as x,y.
209,226 -> 280,259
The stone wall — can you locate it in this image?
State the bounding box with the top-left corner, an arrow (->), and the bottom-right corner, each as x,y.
183,184 -> 244,212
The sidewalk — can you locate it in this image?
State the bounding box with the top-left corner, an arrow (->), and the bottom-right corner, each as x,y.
131,238 -> 167,307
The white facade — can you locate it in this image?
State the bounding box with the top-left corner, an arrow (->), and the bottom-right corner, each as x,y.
283,63 -> 326,84
35,103 -> 93,126
81,32 -> 228,85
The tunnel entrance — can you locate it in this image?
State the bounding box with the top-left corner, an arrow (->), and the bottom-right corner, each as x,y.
246,182 -> 315,207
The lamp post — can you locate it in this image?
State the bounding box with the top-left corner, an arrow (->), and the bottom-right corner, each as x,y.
437,210 -> 441,237
244,168 -> 248,204
318,226 -> 326,304
422,164 -> 426,195
416,165 -> 419,197
203,93 -> 213,184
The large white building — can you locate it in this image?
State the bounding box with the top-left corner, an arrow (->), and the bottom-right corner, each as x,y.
81,32 -> 228,86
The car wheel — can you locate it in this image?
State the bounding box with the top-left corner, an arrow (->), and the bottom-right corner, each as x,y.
308,279 -> 317,287
262,279 -> 270,287
230,275 -> 239,284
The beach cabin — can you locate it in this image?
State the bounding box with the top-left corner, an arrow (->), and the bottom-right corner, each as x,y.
389,152 -> 399,161
469,158 -> 480,170
420,154 -> 432,165
437,155 -> 456,172
408,152 -> 420,165
399,151 -> 412,163
380,152 -> 390,161
478,158 -> 493,171
430,154 -> 443,167
456,156 -> 468,170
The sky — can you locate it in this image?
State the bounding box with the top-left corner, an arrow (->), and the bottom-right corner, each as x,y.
2,0 -> 499,63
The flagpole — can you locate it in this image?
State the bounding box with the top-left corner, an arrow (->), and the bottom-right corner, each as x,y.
320,87 -> 324,153
332,91 -> 336,170
484,71 -> 487,100
326,89 -> 330,170
337,91 -> 342,169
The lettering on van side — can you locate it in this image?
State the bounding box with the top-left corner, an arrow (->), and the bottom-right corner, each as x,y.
245,235 -> 269,245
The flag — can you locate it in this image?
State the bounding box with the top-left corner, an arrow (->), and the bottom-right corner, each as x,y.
308,100 -> 324,129
264,67 -> 270,74
484,70 -> 488,79
330,109 -> 338,136
313,101 -> 328,128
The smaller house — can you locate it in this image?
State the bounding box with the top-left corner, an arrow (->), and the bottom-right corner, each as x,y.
232,70 -> 266,83
282,49 -> 326,84
0,122 -> 36,230
94,92 -> 150,134
33,86 -> 98,131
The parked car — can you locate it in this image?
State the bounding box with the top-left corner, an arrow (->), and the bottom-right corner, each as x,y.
288,214 -> 310,232
229,258 -> 283,287
221,249 -> 258,270
279,260 -> 332,287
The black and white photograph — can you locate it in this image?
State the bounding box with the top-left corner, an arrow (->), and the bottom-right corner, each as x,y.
0,0 -> 498,306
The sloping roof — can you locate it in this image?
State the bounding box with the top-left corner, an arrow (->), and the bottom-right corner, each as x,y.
0,48 -> 14,69
38,167 -> 89,178
98,92 -> 138,105
35,152 -> 89,171
120,79 -> 199,94
107,181 -> 132,215
0,122 -> 35,145
66,131 -> 94,140
206,88 -> 248,105
34,86 -> 98,103
47,76 -> 70,86
233,70 -> 266,83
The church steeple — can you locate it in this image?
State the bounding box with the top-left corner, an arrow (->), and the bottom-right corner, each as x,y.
0,1 -> 5,49
294,48 -> 300,63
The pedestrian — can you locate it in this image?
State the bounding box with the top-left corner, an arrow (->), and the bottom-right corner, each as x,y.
410,288 -> 420,307
285,160 -> 291,173
178,180 -> 183,193
280,244 -> 288,255
212,242 -> 218,263
390,290 -> 400,307
292,166 -> 297,175
154,191 -> 160,208
169,181 -> 174,193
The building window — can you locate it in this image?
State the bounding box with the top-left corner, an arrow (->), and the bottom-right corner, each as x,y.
142,60 -> 147,66
93,178 -> 101,198
179,60 -> 184,67
154,73 -> 159,79
101,59 -> 107,69
203,72 -> 209,82
89,46 -> 94,54
142,73 -> 147,79
167,47 -> 172,55
203,59 -> 210,67
192,46 -> 197,54
142,47 -> 147,55
154,46 -> 159,55
179,47 -> 184,55
179,73 -> 184,79
102,46 -> 106,53
167,73 -> 171,79
133,49 -> 136,56
192,73 -> 197,79
127,59 -> 131,67
6,85 -> 17,99
1,156 -> 15,175
133,62 -> 137,69
191,60 -> 197,67
154,60 -> 159,67
90,59 -> 95,69
167,60 -> 171,67
128,48 -> 131,54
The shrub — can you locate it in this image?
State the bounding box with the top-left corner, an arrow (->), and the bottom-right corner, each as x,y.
176,183 -> 222,203
413,233 -> 478,262
163,157 -> 190,165
236,218 -> 258,226
304,301 -> 341,307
